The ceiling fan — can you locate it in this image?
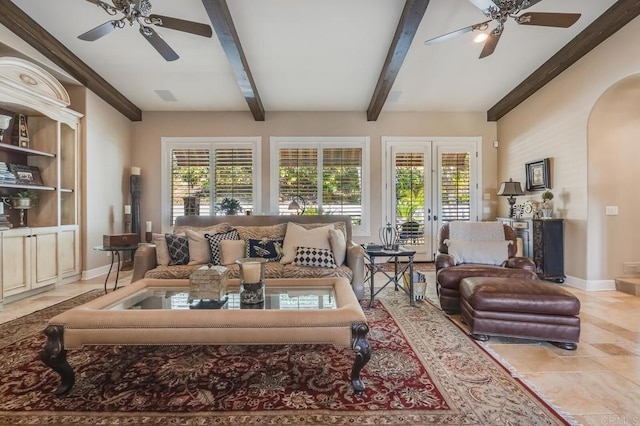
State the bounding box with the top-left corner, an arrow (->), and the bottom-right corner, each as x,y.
424,0 -> 581,58
78,0 -> 213,61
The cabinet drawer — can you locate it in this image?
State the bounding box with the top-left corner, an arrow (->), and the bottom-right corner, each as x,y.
511,221 -> 529,229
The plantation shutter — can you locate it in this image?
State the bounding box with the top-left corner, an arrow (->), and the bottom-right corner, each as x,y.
322,148 -> 362,223
170,148 -> 210,223
214,148 -> 254,213
279,148 -> 318,213
440,153 -> 470,222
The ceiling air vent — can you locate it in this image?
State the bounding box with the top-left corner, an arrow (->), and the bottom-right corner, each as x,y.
154,89 -> 178,102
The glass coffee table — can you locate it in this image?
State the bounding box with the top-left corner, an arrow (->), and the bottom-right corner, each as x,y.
41,278 -> 370,395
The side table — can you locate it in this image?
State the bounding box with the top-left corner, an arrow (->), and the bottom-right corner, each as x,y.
365,247 -> 416,307
93,245 -> 139,293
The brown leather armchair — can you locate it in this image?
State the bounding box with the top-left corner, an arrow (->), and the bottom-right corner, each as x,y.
436,223 -> 537,314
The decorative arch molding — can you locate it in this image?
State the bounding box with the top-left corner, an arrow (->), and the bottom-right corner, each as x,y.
0,56 -> 70,109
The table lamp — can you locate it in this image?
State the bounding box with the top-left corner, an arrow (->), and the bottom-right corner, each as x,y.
497,178 -> 524,218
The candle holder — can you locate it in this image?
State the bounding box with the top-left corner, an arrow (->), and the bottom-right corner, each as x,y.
236,258 -> 267,305
124,213 -> 131,234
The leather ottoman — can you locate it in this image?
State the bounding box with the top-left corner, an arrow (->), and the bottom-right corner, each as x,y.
460,277 -> 581,350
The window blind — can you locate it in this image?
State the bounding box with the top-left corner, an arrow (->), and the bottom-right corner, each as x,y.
441,153 -> 470,222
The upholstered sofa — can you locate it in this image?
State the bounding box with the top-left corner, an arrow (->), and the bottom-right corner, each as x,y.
132,215 -> 366,299
435,222 -> 537,314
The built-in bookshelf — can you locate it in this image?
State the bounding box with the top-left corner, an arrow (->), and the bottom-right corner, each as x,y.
0,57 -> 82,304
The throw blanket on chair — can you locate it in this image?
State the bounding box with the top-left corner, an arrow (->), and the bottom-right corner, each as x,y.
449,221 -> 504,241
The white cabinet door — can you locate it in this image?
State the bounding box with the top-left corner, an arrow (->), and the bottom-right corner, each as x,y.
31,227 -> 58,289
59,225 -> 80,279
2,228 -> 31,297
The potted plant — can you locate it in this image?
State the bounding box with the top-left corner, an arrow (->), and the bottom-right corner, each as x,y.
541,190 -> 553,218
5,190 -> 38,208
218,197 -> 241,215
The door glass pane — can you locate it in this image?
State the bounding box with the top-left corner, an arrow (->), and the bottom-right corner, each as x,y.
395,153 -> 425,246
440,153 -> 470,222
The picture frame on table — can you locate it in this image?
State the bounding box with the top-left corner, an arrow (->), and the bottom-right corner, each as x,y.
10,164 -> 44,186
525,158 -> 550,191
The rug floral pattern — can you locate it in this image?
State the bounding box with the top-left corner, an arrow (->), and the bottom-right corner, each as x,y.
0,289 -> 569,425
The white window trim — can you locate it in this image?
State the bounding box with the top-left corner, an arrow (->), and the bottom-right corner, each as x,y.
161,136 -> 262,233
270,136 -> 370,237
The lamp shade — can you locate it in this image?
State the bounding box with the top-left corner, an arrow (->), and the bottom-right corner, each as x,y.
497,178 -> 524,196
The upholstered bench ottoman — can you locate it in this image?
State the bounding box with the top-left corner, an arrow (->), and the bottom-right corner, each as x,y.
459,277 -> 581,350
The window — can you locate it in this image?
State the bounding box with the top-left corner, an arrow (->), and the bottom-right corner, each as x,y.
161,138 -> 261,229
270,137 -> 369,236
440,153 -> 470,222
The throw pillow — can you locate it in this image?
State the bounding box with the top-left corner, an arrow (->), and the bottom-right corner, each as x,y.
165,234 -> 190,265
219,239 -> 246,265
329,228 -> 347,265
292,246 -> 337,269
444,239 -> 511,266
185,229 -> 213,265
280,222 -> 333,264
205,229 -> 240,265
152,232 -> 173,266
246,238 -> 284,261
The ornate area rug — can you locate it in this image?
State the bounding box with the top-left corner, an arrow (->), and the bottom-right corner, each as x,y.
0,289 -> 571,425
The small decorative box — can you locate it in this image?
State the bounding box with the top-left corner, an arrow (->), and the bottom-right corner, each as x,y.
189,264 -> 228,302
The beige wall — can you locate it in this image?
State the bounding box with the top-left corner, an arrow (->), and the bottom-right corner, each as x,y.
497,16 -> 640,287
132,111 -> 497,242
69,87 -> 132,272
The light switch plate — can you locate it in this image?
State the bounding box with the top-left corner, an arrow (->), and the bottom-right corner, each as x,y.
605,206 -> 618,216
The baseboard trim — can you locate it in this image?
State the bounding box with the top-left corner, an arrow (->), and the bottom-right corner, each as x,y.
565,275 -> 616,291
81,264 -> 112,281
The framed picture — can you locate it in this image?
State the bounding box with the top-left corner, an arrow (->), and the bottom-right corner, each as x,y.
525,158 -> 550,191
10,164 -> 44,186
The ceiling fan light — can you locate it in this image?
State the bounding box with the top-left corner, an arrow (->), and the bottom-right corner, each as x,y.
474,33 -> 488,43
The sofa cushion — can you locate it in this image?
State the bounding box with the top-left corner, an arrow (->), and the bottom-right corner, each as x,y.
282,264 -> 352,281
246,238 -> 284,261
204,229 -> 240,265
165,234 -> 190,265
444,239 -> 511,266
144,264 -> 202,280
234,224 -> 287,241
219,239 -> 246,265
281,222 -> 333,264
223,262 -> 284,280
292,246 -> 337,268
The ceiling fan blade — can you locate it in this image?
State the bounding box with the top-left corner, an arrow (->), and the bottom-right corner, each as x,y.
479,29 -> 502,58
148,14 -> 213,38
78,21 -> 118,41
139,26 -> 179,61
517,12 -> 581,28
466,0 -> 497,14
424,20 -> 490,45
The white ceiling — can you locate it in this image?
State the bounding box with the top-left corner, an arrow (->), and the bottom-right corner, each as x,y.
5,0 -> 619,115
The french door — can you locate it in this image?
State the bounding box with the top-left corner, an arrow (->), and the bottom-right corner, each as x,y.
382,137 -> 479,261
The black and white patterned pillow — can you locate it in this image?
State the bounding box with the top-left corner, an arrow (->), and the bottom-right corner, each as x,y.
246,238 -> 284,261
205,229 -> 240,265
292,246 -> 337,269
165,234 -> 189,265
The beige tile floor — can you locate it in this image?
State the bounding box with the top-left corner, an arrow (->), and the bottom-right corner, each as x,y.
2,271 -> 639,425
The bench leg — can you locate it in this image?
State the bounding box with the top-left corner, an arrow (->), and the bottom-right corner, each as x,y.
471,333 -> 490,342
40,325 -> 75,395
550,341 -> 577,351
351,322 -> 371,393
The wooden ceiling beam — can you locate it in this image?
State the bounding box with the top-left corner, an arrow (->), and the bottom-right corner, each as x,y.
201,0 -> 265,121
487,0 -> 640,122
367,0 -> 431,121
0,0 -> 142,121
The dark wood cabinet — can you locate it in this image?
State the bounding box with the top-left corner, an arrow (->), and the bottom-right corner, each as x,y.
497,217 -> 565,283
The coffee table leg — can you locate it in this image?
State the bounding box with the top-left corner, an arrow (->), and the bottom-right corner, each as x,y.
351,322 -> 371,393
40,325 -> 75,395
